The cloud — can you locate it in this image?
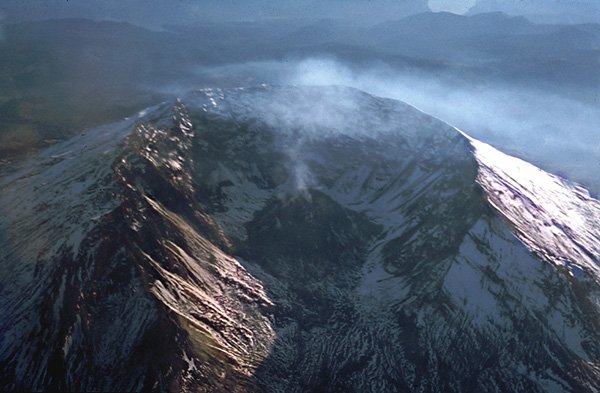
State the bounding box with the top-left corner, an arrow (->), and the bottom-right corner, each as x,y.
284,57 -> 600,191
175,56 -> 600,193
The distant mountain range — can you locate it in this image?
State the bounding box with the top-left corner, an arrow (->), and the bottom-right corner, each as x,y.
1,12 -> 599,161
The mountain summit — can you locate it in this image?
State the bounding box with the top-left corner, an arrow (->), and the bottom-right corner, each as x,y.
1,85 -> 599,392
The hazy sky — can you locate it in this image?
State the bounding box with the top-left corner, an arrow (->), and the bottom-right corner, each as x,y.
0,0 -> 429,26
2,0 -> 599,26
429,0 -> 476,14
469,0 -> 600,22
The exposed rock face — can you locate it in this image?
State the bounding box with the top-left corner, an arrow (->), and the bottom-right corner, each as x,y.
0,100 -> 273,392
1,86 -> 599,392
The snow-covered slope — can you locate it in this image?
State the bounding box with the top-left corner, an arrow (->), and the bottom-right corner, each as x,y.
472,137 -> 600,280
1,85 -> 599,392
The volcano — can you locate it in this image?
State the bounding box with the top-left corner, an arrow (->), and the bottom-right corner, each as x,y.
1,86 -> 599,392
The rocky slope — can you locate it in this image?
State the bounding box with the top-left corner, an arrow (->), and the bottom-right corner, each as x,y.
1,85 -> 599,392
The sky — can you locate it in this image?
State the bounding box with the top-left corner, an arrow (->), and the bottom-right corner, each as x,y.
428,0 -> 476,14
2,0 -> 599,26
469,0 -> 600,23
0,0 -> 429,26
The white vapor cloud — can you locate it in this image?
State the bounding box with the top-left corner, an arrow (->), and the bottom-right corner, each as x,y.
184,56 -> 600,193
284,58 -> 600,193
